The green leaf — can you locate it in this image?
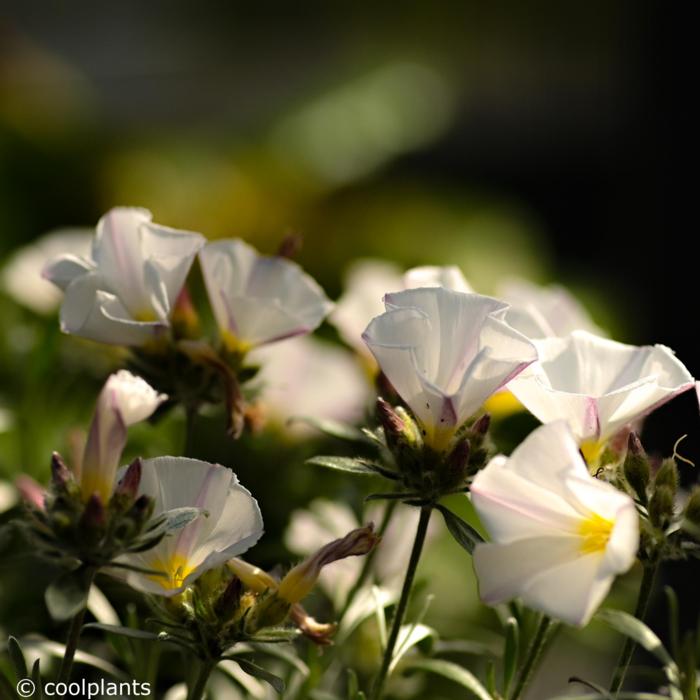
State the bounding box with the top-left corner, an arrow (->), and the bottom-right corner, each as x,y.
45,567 -> 93,621
306,456 -> 379,476
347,668 -> 359,699
596,609 -> 675,668
8,635 -> 27,681
664,586 -> 680,660
245,627 -> 302,644
31,659 -> 44,700
290,417 -> 369,443
503,617 -> 519,696
404,658 -> 492,700
247,644 -> 309,677
236,658 -> 285,694
83,623 -> 163,641
436,504 -> 484,554
389,624 -> 436,672
551,694 -> 668,700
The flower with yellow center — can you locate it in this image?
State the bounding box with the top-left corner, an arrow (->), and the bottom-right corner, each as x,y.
199,239 -> 333,354
114,457 -> 263,597
470,421 -> 639,627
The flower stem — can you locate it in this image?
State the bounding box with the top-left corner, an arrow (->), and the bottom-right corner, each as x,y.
187,658 -> 216,700
609,562 -> 659,695
370,505 -> 432,700
57,568 -> 97,687
339,499 -> 398,622
510,615 -> 553,700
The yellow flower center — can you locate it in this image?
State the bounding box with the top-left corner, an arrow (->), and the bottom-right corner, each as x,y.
580,439 -> 605,466
578,512 -> 614,554
148,554 -> 195,591
134,309 -> 159,323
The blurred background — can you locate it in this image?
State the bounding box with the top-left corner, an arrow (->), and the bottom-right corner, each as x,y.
0,2 -> 697,698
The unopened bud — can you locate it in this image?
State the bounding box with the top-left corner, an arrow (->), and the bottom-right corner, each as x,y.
445,438 -> 471,486
80,493 -> 107,531
129,495 -> 154,525
649,485 -> 675,529
216,575 -> 244,618
471,413 -> 491,438
16,475 -> 45,510
277,524 -> 379,604
114,458 -> 142,500
172,287 -> 201,339
51,452 -> 72,489
227,558 -> 278,593
377,397 -> 405,448
655,458 -> 679,495
685,488 -> 700,527
623,434 -> 650,503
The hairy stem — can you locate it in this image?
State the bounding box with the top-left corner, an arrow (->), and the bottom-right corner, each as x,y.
370,505 -> 431,700
609,562 -> 659,695
510,615 -> 553,700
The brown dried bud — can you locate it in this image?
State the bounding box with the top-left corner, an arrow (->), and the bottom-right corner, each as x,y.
290,604 -> 337,645
277,524 -> 380,604
627,432 -> 644,457
80,493 -> 107,530
216,575 -> 244,618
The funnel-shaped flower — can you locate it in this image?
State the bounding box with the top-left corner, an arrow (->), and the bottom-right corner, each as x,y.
199,239 -> 333,353
115,457 -> 263,596
508,331 -> 694,458
362,288 -> 537,449
43,207 -> 205,346
499,279 -> 602,340
81,371 -> 166,503
471,421 -> 639,627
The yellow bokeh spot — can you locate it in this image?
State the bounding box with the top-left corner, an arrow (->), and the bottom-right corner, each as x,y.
580,439 -> 605,465
148,554 -> 196,591
483,390 -> 524,420
578,512 -> 614,554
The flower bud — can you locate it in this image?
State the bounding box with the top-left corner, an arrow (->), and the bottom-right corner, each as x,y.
655,458 -> 679,495
216,574 -> 244,618
623,434 -> 650,503
649,485 -> 675,529
171,287 -> 201,340
277,524 -> 379,605
376,397 -> 405,450
80,493 -> 107,532
114,458 -> 142,500
227,558 -> 278,593
51,452 -> 72,489
471,413 -> 491,439
444,438 -> 471,487
128,494 -> 154,526
16,475 -> 45,510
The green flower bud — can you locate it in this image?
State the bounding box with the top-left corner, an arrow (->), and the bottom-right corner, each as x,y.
623,433 -> 650,503
655,458 -> 679,495
684,488 -> 700,527
649,485 -> 675,529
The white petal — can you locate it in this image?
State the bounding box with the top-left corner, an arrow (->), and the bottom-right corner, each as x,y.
474,538 -> 615,626
403,265 -> 473,292
200,239 -> 333,347
42,254 -> 95,292
509,331 -> 694,441
104,370 -> 167,426
60,273 -> 167,346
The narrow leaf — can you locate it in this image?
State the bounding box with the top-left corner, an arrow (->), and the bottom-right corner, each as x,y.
236,658 -> 285,694
436,504 -> 484,554
404,658 -> 492,700
503,617 -> 519,696
83,623 -> 163,641
8,636 -> 28,681
31,659 -> 44,700
389,624 -> 436,672
306,456 -> 378,476
290,417 -> 369,443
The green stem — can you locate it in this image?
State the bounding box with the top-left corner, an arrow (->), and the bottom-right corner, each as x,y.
339,499 -> 398,622
370,505 -> 432,700
187,658 -> 216,700
57,568 -> 97,688
609,562 -> 659,695
510,616 -> 553,700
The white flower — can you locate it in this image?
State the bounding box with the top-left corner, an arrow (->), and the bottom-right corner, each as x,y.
471,421 -> 639,627
499,278 -> 603,340
331,259 -> 404,355
199,239 -> 333,352
115,457 -> 263,596
43,207 -> 205,346
331,259 -> 473,357
1,229 -> 92,314
248,336 -> 371,436
508,330 -> 695,459
81,371 -> 167,503
362,288 -> 537,449
403,265 -> 473,293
